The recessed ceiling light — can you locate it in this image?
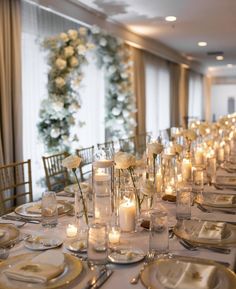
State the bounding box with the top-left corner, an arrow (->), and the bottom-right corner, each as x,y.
227,64 -> 233,67
198,41 -> 207,47
165,16 -> 177,22
216,55 -> 224,60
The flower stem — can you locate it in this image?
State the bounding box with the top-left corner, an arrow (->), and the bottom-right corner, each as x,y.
128,168 -> 141,212
73,169 -> 88,225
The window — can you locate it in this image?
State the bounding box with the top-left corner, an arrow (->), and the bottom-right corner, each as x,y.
188,71 -> 203,121
144,52 -> 170,136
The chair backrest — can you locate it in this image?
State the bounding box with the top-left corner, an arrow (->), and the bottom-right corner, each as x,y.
76,146 -> 94,181
119,136 -> 136,154
42,152 -> 70,192
97,141 -> 115,155
0,159 -> 33,215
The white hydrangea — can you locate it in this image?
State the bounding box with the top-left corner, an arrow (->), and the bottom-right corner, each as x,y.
52,101 -> 64,112
50,128 -> 60,138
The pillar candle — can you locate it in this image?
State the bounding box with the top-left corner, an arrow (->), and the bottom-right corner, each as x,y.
182,158 -> 192,181
156,171 -> 162,193
195,148 -> 204,165
66,224 -> 78,238
119,198 -> 136,232
217,147 -> 225,162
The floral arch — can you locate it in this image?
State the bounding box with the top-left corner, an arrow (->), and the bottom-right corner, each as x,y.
38,25 -> 136,152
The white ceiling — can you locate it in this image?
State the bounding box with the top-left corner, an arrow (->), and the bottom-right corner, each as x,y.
76,0 -> 236,75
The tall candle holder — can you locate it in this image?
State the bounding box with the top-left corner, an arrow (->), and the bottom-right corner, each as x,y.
93,149 -> 114,224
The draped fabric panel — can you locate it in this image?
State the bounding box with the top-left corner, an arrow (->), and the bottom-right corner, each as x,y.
131,47 -> 146,135
169,62 -> 181,127
179,66 -> 189,128
0,0 -> 22,164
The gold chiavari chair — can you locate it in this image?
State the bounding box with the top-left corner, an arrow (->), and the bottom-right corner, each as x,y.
119,136 -> 136,154
97,141 -> 115,154
76,146 -> 94,181
42,152 -> 70,192
0,160 -> 33,215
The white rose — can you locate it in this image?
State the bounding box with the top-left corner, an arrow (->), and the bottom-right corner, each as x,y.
64,46 -> 74,58
55,77 -> 66,88
114,152 -> 136,169
141,179 -> 155,196
77,44 -> 86,55
147,142 -> 163,156
59,32 -> 69,42
55,58 -> 67,70
91,25 -> 100,34
99,38 -> 107,47
183,129 -> 197,141
68,29 -> 78,40
50,128 -> 60,138
86,42 -> 95,50
69,56 -> 79,67
79,27 -> 87,36
62,155 -> 82,170
173,144 -> 183,155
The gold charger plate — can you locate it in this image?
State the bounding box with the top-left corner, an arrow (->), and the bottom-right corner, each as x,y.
173,219 -> 236,247
0,253 -> 83,289
15,200 -> 73,219
0,224 -> 20,247
141,256 -> 236,289
195,193 -> 236,208
216,176 -> 236,188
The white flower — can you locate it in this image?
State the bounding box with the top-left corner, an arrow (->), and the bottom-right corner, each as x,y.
103,55 -> 113,63
69,56 -> 79,67
173,144 -> 183,155
112,107 -> 121,116
147,142 -> 163,156
183,129 -> 197,141
114,152 -> 136,169
50,128 -> 60,138
55,77 -> 66,88
118,94 -> 125,102
91,25 -> 100,34
62,155 -> 82,170
68,29 -> 78,40
52,101 -> 64,112
108,65 -> 116,74
59,32 -> 69,42
99,38 -> 107,47
55,58 -> 67,70
79,26 -> 87,36
64,46 -> 74,58
69,102 -> 79,112
86,42 -> 95,50
121,72 -> 128,79
77,44 -> 86,55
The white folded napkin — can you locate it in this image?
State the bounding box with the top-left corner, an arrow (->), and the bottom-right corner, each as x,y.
159,260 -> 216,289
27,203 -> 64,214
4,251 -> 65,283
0,229 -> 6,238
198,221 -> 226,240
214,195 -> 236,205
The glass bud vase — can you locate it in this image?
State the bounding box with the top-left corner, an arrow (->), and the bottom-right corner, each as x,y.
162,153 -> 176,200
92,149 -> 114,224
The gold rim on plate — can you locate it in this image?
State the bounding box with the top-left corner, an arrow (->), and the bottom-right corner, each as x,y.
0,224 -> 20,247
140,256 -> 236,289
0,253 -> 83,289
173,219 -> 236,247
15,200 -> 73,219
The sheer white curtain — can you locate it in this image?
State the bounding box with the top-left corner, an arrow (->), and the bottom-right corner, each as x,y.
188,71 -> 204,121
21,1 -> 105,198
144,52 -> 170,136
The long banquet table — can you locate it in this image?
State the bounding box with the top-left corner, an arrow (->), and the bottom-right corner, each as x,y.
1,172 -> 236,289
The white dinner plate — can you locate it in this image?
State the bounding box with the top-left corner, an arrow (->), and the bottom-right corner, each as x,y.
64,238 -> 87,253
108,247 -> 145,264
24,235 -> 63,251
